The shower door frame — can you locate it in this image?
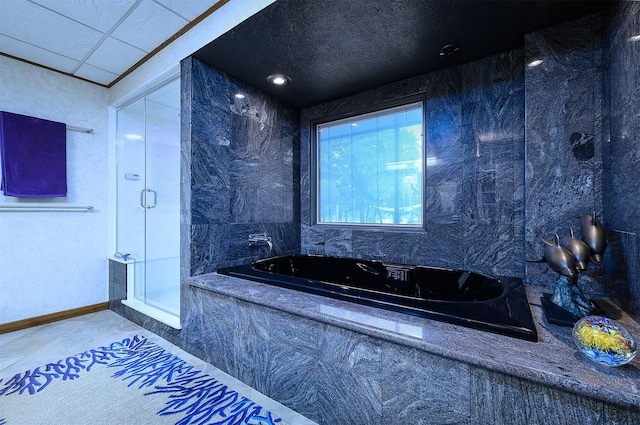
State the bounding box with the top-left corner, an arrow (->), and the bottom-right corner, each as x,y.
116,76 -> 181,329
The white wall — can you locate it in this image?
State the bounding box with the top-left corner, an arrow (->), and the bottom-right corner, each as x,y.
0,0 -> 275,324
0,56 -> 109,323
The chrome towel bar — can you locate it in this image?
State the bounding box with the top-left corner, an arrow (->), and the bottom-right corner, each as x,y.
66,125 -> 93,133
0,205 -> 94,212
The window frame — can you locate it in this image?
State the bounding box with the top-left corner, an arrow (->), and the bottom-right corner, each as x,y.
310,95 -> 427,231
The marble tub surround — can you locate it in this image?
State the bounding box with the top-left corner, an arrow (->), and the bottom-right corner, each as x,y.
183,272 -> 640,423
218,255 -> 538,341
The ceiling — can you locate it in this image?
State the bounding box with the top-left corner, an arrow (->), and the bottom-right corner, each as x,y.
0,0 -> 614,100
194,0 -> 615,108
0,0 -> 222,86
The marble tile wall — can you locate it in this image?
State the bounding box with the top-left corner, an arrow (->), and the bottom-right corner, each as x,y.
524,14 -> 605,287
180,57 -> 193,284
122,7 -> 638,328
602,1 -> 640,315
176,11 -> 623,294
125,3 -> 636,329
299,12 -> 621,297
301,50 -> 526,278
107,260 -> 127,312
181,57 -> 301,277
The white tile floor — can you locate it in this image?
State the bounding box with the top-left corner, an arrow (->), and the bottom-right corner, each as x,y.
0,309 -> 316,425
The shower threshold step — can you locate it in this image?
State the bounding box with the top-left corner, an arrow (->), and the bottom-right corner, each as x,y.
121,298 -> 181,329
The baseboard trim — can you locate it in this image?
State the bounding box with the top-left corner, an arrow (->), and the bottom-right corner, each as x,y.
0,302 -> 109,334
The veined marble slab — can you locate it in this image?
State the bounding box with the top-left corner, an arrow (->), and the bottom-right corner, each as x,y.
187,272 -> 640,411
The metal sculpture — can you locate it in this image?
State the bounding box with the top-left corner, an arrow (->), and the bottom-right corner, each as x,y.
542,234 -> 577,277
541,212 -> 606,319
580,211 -> 607,265
566,228 -> 591,271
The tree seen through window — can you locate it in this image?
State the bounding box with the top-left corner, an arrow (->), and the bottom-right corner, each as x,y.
317,102 -> 423,226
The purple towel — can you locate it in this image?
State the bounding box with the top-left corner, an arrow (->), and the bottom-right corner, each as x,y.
0,111 -> 67,197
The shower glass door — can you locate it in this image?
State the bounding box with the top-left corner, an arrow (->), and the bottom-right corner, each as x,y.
116,78 -> 180,323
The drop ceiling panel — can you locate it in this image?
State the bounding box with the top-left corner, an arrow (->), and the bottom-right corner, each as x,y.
0,0 -> 103,61
74,63 -> 119,86
0,0 -> 220,86
0,34 -> 79,73
29,0 -> 138,33
111,0 -> 188,53
155,0 -> 218,20
85,36 -> 147,75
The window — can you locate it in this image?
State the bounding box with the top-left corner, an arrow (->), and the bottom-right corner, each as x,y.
315,101 -> 424,227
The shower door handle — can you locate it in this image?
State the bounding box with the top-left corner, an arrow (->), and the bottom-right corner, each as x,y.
140,189 -> 157,209
147,189 -> 157,208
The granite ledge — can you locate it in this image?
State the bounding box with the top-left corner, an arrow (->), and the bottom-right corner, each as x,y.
186,272 -> 640,410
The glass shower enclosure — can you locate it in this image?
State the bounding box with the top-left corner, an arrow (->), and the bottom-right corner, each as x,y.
116,78 -> 181,328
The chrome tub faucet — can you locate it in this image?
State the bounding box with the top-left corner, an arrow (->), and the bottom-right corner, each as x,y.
248,233 -> 278,256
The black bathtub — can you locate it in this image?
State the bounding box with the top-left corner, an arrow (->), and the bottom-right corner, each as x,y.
217,254 -> 538,342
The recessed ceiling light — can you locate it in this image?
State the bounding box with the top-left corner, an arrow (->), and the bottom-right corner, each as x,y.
266,74 -> 291,86
528,59 -> 544,67
234,93 -> 246,99
439,44 -> 460,56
